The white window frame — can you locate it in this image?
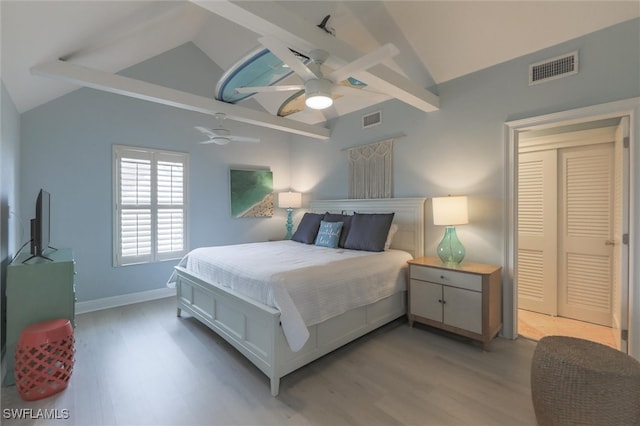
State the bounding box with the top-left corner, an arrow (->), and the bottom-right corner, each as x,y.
113,145 -> 189,267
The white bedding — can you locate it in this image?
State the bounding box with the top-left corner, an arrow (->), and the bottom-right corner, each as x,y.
167,240 -> 412,352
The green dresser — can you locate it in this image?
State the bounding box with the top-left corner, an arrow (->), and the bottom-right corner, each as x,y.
4,248 -> 75,386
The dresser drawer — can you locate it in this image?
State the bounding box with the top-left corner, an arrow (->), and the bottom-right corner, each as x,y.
410,265 -> 482,292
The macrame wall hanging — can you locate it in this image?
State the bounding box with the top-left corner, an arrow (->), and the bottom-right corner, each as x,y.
347,137 -> 395,199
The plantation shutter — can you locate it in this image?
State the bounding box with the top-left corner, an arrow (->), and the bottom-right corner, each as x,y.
114,146 -> 188,266
156,154 -> 186,261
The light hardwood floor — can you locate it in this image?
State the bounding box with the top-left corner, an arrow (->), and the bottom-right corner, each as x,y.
518,309 -> 618,349
2,297 -> 538,426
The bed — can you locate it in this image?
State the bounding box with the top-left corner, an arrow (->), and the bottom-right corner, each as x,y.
169,197 -> 425,396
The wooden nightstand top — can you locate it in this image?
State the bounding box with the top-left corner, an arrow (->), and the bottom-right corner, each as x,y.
408,256 -> 502,275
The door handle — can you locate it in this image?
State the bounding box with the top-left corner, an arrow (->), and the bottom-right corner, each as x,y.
605,240 -> 616,246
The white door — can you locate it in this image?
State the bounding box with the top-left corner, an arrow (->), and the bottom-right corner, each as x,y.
558,143 -> 614,326
517,150 -> 557,315
612,117 -> 630,352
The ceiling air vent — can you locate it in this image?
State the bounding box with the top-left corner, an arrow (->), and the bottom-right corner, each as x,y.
529,51 -> 578,85
362,110 -> 382,128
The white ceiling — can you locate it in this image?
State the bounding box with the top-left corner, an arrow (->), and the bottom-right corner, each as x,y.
2,1 -> 638,124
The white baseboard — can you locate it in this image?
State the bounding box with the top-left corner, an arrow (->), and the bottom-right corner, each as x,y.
76,287 -> 176,315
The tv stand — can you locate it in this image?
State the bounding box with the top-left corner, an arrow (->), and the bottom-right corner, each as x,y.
22,254 -> 53,263
22,246 -> 58,263
4,248 -> 75,385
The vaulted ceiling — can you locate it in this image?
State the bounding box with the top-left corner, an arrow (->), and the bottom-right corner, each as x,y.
2,1 -> 638,138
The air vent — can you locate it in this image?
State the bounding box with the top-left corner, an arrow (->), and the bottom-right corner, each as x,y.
362,111 -> 382,129
529,51 -> 578,85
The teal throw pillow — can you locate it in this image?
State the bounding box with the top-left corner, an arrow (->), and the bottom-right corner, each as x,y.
315,220 -> 344,248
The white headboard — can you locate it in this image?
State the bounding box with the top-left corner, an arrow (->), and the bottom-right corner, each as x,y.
309,198 -> 426,258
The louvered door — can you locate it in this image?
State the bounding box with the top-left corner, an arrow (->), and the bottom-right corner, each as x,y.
558,143 -> 614,326
518,151 -> 557,314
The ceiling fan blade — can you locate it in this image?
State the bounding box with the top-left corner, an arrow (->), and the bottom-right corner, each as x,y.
328,43 -> 399,83
230,135 -> 260,143
199,137 -> 231,145
194,126 -> 215,137
258,36 -> 317,81
236,84 -> 304,94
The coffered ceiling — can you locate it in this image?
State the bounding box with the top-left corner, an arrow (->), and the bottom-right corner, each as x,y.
2,1 -> 638,137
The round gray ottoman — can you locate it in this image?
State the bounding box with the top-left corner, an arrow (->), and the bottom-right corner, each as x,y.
531,336 -> 640,426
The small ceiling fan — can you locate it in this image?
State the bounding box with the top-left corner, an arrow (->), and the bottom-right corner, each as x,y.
195,113 -> 260,145
235,36 -> 399,110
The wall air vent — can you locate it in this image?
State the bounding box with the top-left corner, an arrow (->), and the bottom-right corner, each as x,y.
529,51 -> 578,85
362,111 -> 382,129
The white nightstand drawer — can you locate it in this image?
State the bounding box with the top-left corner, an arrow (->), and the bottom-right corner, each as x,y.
410,266 -> 482,292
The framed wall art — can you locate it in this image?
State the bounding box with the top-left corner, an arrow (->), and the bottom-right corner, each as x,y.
229,169 -> 274,218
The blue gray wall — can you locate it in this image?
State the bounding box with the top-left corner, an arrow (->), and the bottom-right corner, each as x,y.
19,43 -> 294,302
1,81 -> 22,357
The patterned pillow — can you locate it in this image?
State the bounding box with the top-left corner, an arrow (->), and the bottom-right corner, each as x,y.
314,221 -> 344,248
323,212 -> 353,248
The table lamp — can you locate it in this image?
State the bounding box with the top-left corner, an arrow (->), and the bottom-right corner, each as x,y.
278,191 -> 302,239
432,196 -> 469,267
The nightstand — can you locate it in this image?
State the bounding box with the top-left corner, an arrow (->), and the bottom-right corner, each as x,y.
407,256 -> 502,349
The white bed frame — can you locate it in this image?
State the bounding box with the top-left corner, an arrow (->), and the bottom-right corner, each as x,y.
174,198 -> 425,396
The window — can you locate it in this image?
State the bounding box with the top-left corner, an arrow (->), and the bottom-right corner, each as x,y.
113,145 -> 188,266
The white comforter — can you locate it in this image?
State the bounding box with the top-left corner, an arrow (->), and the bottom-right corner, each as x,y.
167,240 -> 412,352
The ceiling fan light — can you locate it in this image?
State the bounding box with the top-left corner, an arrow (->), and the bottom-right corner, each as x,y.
306,94 -> 333,110
304,79 -> 333,110
213,137 -> 231,145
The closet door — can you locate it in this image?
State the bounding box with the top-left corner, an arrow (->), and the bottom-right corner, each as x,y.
558,143 -> 614,326
517,150 -> 557,315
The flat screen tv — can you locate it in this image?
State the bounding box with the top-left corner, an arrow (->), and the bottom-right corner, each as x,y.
29,189 -> 53,260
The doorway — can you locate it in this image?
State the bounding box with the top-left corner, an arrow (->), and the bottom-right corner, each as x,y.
509,110 -> 631,353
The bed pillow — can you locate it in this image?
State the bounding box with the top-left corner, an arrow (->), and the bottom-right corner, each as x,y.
314,220 -> 344,248
344,212 -> 395,252
384,223 -> 399,250
291,212 -> 324,244
323,212 -> 353,247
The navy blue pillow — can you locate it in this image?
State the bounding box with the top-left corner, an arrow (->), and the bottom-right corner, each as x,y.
291,213 -> 324,244
323,212 -> 353,248
343,212 -> 395,252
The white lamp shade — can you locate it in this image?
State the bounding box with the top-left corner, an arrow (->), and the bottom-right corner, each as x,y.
278,191 -> 302,209
432,196 -> 469,226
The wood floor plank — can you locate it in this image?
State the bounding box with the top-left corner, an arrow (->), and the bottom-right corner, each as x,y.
1,297 -> 538,425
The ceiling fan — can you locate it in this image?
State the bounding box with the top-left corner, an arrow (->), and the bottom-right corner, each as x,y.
235,36 -> 399,111
195,113 -> 260,145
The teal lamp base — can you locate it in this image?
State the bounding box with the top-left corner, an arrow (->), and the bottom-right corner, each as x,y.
437,226 -> 465,267
285,208 -> 294,240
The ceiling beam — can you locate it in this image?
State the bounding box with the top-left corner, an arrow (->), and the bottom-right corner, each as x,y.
31,59 -> 331,140
194,0 -> 439,112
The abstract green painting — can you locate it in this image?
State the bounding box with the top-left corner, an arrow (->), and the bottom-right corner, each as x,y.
229,169 -> 274,218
